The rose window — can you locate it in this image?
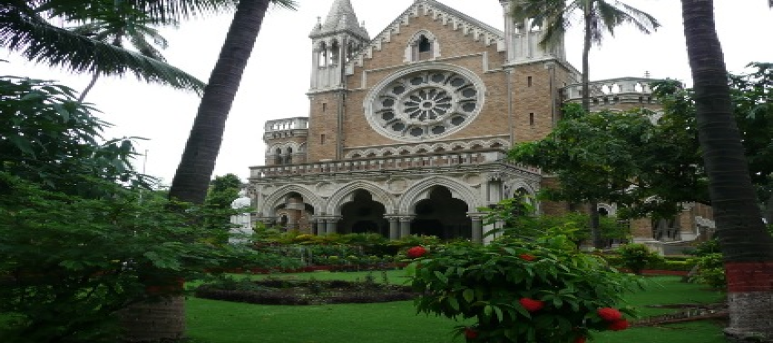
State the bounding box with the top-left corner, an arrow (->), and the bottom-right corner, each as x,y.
365,67 -> 484,142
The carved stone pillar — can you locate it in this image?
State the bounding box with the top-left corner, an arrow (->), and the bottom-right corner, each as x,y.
386,216 -> 400,240
323,216 -> 341,235
399,216 -> 414,238
468,213 -> 485,244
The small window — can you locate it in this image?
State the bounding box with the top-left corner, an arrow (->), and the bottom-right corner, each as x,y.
322,103 -> 327,113
320,134 -> 326,144
418,35 -> 431,53
529,113 -> 535,126
527,76 -> 533,87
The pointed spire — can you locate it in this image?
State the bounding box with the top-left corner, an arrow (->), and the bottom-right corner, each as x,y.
311,0 -> 369,40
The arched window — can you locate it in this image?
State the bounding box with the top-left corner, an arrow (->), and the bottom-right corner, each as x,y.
318,42 -> 328,67
284,147 -> 293,165
406,31 -> 439,62
330,40 -> 340,65
418,35 -> 431,53
274,148 -> 283,165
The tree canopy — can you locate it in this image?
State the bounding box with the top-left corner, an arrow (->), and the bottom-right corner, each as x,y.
510,64 -> 773,220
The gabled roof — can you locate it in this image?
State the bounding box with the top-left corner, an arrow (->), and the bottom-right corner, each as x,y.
348,0 -> 506,68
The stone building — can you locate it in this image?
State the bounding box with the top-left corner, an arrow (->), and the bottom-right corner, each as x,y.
244,0 -> 711,246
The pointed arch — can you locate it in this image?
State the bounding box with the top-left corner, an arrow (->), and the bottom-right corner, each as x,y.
398,176 -> 482,213
261,185 -> 324,217
405,30 -> 440,62
325,181 -> 397,215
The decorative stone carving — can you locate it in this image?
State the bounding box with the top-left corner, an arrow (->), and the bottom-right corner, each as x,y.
387,177 -> 410,193
364,64 -> 486,142
463,173 -> 482,187
315,182 -> 336,198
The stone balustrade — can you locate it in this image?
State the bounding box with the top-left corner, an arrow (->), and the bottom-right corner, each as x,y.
264,117 -> 309,132
562,77 -> 657,107
249,152 -> 539,179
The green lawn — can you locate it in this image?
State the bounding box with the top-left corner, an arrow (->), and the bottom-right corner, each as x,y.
186,272 -> 727,343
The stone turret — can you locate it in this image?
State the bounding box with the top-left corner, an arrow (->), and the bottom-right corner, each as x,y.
499,0 -> 566,66
309,0 -> 370,92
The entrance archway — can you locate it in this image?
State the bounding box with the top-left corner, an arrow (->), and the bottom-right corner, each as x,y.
411,186 -> 471,239
339,190 -> 388,236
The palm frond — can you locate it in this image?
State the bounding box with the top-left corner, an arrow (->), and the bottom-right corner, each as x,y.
1,7 -> 204,94
612,1 -> 661,34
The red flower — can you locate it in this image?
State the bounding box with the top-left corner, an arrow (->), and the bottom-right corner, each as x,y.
407,246 -> 428,259
519,297 -> 545,312
608,319 -> 630,331
464,327 -> 479,340
597,307 -> 623,322
573,336 -> 587,343
519,253 -> 536,261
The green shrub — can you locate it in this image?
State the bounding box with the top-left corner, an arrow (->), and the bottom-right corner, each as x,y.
688,253 -> 726,290
617,243 -> 663,275
0,174 -> 295,343
406,226 -> 642,343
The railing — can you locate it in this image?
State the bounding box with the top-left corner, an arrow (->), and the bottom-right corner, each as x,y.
562,77 -> 656,103
264,117 -> 309,132
249,152 -> 539,179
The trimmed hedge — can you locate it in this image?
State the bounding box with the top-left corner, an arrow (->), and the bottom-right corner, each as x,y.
194,279 -> 417,305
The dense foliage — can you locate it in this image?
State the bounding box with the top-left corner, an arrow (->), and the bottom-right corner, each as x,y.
0,75 -> 294,342
0,76 -> 153,196
407,205 -> 642,343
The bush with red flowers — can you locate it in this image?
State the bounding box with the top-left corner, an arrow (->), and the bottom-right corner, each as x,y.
406,246 -> 428,259
518,298 -> 545,312
407,222 -> 640,343
597,307 -> 623,322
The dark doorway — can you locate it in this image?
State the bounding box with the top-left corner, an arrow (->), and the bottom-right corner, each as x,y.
340,190 -> 388,236
410,186 -> 471,239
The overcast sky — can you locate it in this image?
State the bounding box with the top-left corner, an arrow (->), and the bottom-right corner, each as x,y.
3,0 -> 773,186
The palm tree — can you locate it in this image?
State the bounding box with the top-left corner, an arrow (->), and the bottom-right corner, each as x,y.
511,0 -> 660,248
125,1 -> 295,341
680,1 -> 773,341
168,0 -> 296,205
68,2 -> 175,101
0,0 -> 237,94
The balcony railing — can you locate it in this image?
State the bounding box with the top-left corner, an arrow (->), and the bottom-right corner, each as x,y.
562,77 -> 656,104
249,152 -> 539,179
264,117 -> 309,132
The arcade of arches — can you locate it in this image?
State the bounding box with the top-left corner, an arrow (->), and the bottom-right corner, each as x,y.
262,185 -> 485,242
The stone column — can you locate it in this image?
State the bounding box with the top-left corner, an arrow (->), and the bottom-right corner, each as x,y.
310,217 -> 320,235
468,213 -> 485,244
399,216 -> 414,238
386,216 -> 400,240
324,216 -> 340,235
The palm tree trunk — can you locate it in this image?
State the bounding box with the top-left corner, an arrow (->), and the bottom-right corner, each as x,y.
123,1 -> 271,341
582,1 -> 603,249
681,1 -> 773,341
169,0 -> 270,205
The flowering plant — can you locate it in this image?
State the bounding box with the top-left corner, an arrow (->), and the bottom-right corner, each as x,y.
407,225 -> 640,343
406,246 -> 428,259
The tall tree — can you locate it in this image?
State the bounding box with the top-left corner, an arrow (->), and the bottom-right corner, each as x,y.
511,0 -> 659,248
133,1 -> 295,341
509,99 -> 708,221
680,1 -> 773,341
168,0 -> 296,205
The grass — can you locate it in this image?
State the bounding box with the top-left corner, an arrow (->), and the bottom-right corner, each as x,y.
185,272 -> 727,343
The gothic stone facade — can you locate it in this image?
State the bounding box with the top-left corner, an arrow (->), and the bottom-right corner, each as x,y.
245,0 -> 703,244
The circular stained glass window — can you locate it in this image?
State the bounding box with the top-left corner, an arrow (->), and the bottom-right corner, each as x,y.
364,66 -> 485,142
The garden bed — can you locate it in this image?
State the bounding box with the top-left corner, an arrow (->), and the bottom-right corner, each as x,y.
194,277 -> 418,305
